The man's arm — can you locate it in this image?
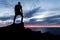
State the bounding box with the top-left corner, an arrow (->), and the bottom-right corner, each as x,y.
20,6 -> 23,13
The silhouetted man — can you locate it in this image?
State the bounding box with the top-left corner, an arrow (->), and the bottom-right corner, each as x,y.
13,2 -> 23,23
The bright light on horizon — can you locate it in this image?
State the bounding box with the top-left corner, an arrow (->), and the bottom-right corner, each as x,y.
24,24 -> 60,28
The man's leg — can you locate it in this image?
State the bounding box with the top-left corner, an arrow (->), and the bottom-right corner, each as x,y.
21,13 -> 23,22
13,15 -> 17,24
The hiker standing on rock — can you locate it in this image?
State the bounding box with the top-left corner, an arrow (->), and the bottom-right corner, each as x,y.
13,2 -> 23,23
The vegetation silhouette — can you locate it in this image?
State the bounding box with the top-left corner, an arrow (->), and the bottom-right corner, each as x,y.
0,2 -> 60,40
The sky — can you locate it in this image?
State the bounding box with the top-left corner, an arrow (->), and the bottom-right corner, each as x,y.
0,0 -> 60,35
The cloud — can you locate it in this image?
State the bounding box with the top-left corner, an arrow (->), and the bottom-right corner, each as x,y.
24,7 -> 40,18
23,10 -> 60,24
0,6 -> 60,25
40,0 -> 60,10
0,8 -> 14,17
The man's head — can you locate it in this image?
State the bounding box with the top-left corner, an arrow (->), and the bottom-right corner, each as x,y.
18,2 -> 21,5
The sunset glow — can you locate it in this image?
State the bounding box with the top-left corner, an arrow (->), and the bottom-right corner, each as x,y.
24,24 -> 60,28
